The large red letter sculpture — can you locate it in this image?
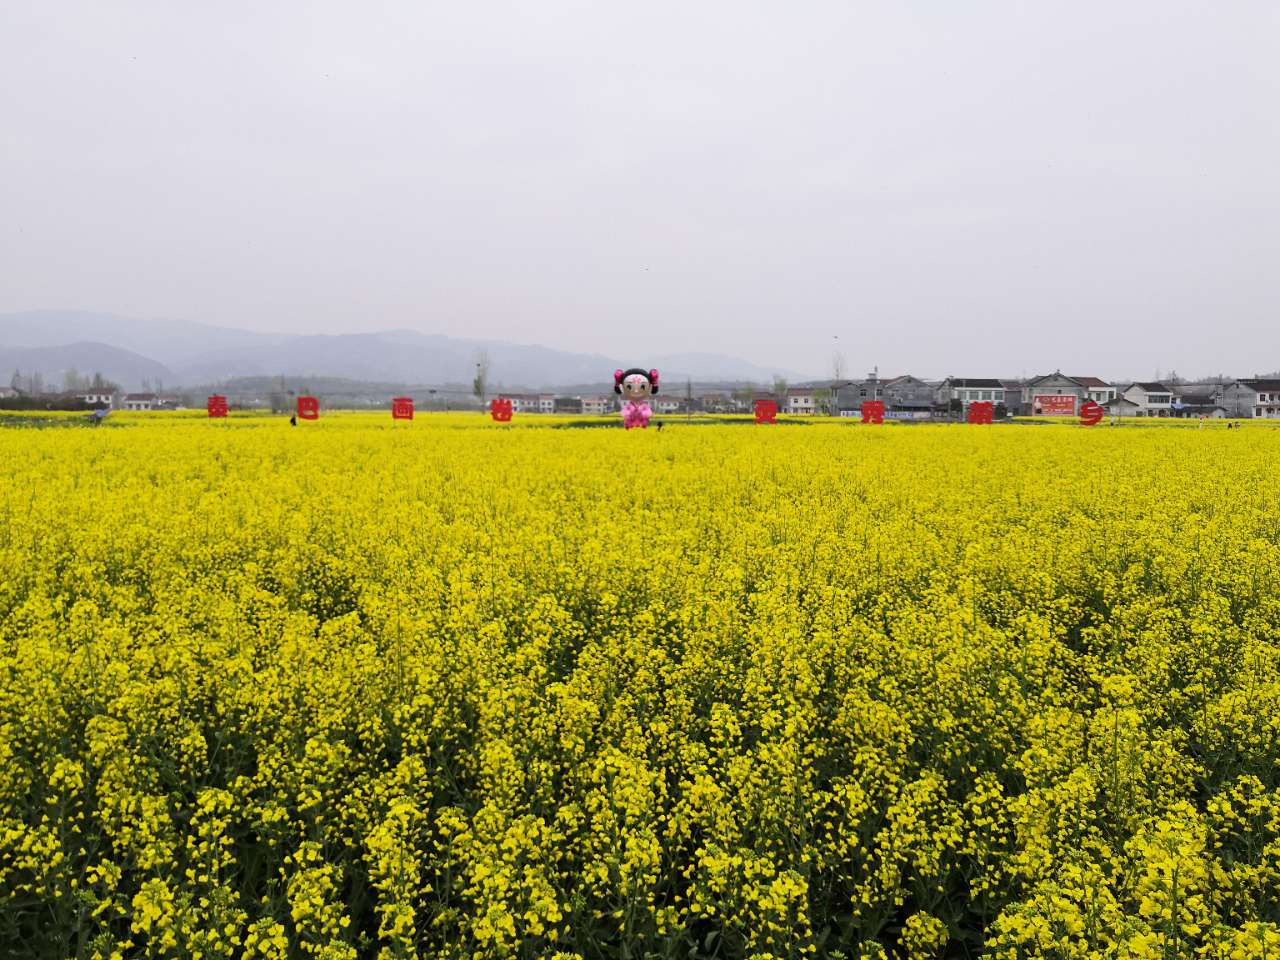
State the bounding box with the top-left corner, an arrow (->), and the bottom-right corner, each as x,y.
1079,400 -> 1104,426
490,398 -> 513,422
207,395 -> 227,418
391,396 -> 414,420
861,400 -> 885,424
296,396 -> 319,420
754,399 -> 777,424
968,401 -> 994,424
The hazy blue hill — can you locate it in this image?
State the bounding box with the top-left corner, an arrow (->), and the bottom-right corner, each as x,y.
0,341 -> 175,391
0,311 -> 808,389
172,331 -> 625,388
178,333 -> 808,390
0,310 -> 282,368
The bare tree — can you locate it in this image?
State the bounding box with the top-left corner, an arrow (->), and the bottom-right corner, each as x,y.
812,386 -> 831,415
473,350 -> 490,411
823,352 -> 846,415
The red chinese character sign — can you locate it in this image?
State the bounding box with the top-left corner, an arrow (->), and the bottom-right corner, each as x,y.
967,401 -> 994,424
1079,400 -> 1104,426
754,399 -> 777,424
490,398 -> 513,422
207,395 -> 227,418
296,396 -> 319,420
391,396 -> 414,421
861,400 -> 885,424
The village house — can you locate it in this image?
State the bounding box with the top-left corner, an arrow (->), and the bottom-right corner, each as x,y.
1001,380 -> 1026,415
538,395 -> 556,414
1070,376 -> 1117,404
935,378 -> 1006,413
655,396 -> 684,415
0,386 -> 20,400
75,390 -> 116,408
833,386 -> 865,417
834,373 -> 886,416
122,392 -> 157,411
581,395 -> 613,415
1104,396 -> 1141,417
881,375 -> 935,419
1171,382 -> 1228,418
810,380 -> 854,416
1024,372 -> 1088,416
553,396 -> 582,414
1122,382 -> 1180,417
858,372 -> 885,402
500,394 -> 542,414
783,388 -> 816,415
1221,378 -> 1280,419
698,391 -> 736,413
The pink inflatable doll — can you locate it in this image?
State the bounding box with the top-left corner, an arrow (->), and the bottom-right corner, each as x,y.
614,368 -> 659,429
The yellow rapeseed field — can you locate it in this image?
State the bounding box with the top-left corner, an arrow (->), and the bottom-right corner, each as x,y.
2,412 -> 1279,959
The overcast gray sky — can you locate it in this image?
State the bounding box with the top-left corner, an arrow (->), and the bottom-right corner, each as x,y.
2,1 -> 1277,379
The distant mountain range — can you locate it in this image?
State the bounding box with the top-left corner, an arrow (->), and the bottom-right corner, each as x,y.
0,311 -> 805,391
0,341 -> 175,389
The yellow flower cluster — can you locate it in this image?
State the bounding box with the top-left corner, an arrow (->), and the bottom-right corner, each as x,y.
2,412 -> 1279,959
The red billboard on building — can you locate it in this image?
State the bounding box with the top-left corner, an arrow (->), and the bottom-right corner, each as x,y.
1032,394 -> 1077,416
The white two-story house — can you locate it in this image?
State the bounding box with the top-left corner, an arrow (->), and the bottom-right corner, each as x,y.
785,388 -> 816,415
1122,382 -> 1180,417
935,378 -> 1006,412
122,392 -> 158,411
1071,376 -> 1117,404
75,390 -> 116,408
499,394 -> 542,414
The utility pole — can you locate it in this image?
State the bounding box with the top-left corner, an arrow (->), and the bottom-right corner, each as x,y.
830,334 -> 845,416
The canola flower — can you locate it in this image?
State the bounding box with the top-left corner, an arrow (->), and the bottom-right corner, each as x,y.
1,412 -> 1279,959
